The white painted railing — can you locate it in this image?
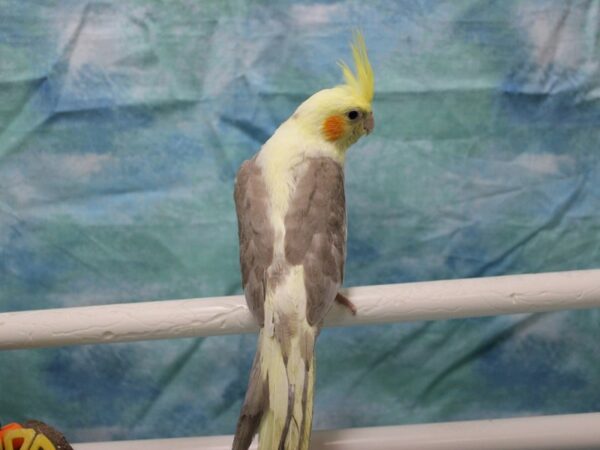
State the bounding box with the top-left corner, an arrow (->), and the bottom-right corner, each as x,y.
2,269 -> 600,350
2,269 -> 600,448
73,413 -> 600,450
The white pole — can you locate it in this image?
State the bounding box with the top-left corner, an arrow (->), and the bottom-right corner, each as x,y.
72,413 -> 600,450
1,269 -> 599,350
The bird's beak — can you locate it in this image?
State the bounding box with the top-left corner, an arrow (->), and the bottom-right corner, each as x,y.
363,112 -> 374,135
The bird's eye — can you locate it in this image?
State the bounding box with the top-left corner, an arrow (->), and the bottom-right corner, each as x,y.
347,110 -> 360,120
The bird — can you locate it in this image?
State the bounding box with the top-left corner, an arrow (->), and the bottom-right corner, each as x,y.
232,32 -> 374,450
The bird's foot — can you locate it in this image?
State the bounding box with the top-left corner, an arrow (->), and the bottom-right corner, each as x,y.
335,292 -> 357,315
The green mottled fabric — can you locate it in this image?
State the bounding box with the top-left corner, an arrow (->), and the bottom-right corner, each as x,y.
1,0 -> 599,443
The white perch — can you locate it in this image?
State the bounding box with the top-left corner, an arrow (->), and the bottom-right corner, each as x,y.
1,269 -> 599,350
73,413 -> 600,450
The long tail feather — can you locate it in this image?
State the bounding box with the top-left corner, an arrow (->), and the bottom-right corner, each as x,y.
258,326 -> 315,450
233,323 -> 316,450
232,340 -> 268,450
234,264 -> 317,450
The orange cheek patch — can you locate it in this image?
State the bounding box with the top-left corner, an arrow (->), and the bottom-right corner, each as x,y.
322,115 -> 345,141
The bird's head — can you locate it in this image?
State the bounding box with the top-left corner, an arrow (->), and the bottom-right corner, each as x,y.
293,32 -> 374,151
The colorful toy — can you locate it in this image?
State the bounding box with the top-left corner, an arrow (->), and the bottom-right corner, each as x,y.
0,421 -> 72,450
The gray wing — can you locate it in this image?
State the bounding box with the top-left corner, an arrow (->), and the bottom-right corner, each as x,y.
234,157 -> 274,327
284,157 -> 346,326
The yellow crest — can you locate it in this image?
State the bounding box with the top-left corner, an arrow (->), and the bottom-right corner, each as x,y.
338,31 -> 374,107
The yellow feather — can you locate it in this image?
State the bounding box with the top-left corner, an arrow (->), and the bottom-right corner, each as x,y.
338,31 -> 374,106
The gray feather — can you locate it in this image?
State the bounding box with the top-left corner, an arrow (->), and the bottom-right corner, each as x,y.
284,157 -> 346,325
232,347 -> 268,450
234,157 -> 274,326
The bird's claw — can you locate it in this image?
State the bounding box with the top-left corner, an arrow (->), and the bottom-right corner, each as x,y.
335,292 -> 357,315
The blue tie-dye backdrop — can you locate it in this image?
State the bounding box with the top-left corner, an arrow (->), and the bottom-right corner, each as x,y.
1,0 -> 599,443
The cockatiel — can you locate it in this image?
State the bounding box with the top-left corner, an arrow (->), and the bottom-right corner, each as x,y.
232,32 -> 374,450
